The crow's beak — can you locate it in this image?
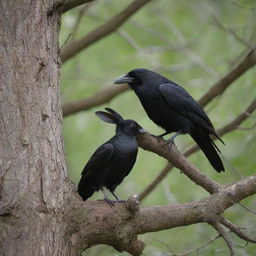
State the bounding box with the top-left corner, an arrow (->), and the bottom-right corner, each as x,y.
113,74 -> 134,84
139,128 -> 147,134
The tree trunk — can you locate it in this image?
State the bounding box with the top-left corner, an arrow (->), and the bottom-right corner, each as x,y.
0,1 -> 74,255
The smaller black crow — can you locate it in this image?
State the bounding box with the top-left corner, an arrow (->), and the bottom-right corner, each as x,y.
78,108 -> 144,203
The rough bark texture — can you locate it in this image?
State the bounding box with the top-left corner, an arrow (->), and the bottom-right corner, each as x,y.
0,1 -> 74,255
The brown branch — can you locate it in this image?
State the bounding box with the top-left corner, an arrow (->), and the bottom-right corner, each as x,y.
211,16 -> 254,49
138,163 -> 171,200
61,0 -> 153,62
217,99 -> 256,134
238,202 -> 256,214
69,175 -> 256,255
198,49 -> 256,106
139,98 -> 256,201
154,9 -> 218,76
237,121 -> 256,130
137,133 -> 221,194
220,217 -> 256,243
211,222 -> 235,256
62,0 -> 95,13
70,3 -> 94,41
63,84 -> 128,116
176,234 -> 220,256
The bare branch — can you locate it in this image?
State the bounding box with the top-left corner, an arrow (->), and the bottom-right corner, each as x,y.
63,84 -> 128,116
211,16 -> 254,49
237,121 -> 256,130
220,217 -> 256,243
60,33 -> 72,51
211,222 -> 235,256
145,235 -> 177,254
61,0 -> 153,62
69,175 -> 256,255
117,29 -> 142,51
176,234 -> 220,256
153,9 -> 218,76
217,99 -> 256,135
139,98 -> 256,201
198,49 -> 256,106
70,3 -> 94,41
238,202 -> 256,214
138,163 -> 172,201
62,0 -> 95,13
137,133 -> 221,194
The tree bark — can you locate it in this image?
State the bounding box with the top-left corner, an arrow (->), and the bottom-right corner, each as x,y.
0,1 -> 74,255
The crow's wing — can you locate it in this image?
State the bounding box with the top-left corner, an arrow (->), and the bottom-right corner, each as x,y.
81,143 -> 114,179
159,83 -> 217,133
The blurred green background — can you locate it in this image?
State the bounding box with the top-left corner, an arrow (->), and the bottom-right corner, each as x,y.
60,0 -> 256,255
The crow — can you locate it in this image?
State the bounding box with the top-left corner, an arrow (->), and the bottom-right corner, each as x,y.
77,108 -> 144,203
114,68 -> 225,172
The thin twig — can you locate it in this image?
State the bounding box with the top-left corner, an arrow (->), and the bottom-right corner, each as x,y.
138,163 -> 172,200
211,222 -> 235,256
152,8 -> 218,76
211,16 -> 254,49
220,217 -> 256,243
63,84 -> 128,116
61,0 -> 153,62
130,20 -> 196,52
238,202 -> 256,214
199,49 -> 256,106
60,33 -> 72,52
237,121 -> 256,130
176,234 -> 220,256
117,29 -> 142,51
144,235 -> 177,254
70,4 -> 94,41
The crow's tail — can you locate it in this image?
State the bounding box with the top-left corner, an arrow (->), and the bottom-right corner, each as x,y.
77,176 -> 95,201
190,129 -> 225,172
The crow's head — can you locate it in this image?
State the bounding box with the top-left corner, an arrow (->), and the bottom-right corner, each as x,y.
95,108 -> 145,136
120,119 -> 145,136
114,68 -> 165,89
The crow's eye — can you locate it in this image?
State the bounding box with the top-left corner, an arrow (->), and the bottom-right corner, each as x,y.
130,122 -> 136,128
128,71 -> 137,79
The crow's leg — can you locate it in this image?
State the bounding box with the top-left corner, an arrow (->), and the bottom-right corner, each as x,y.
100,188 -> 115,206
166,131 -> 182,144
157,131 -> 171,138
110,191 -> 125,203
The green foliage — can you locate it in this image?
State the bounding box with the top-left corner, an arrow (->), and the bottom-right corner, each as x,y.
60,0 -> 256,255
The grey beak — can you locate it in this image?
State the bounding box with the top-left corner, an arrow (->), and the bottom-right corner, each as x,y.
139,128 -> 147,134
113,74 -> 134,84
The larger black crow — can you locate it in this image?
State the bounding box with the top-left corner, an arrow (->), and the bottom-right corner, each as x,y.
78,108 -> 144,202
114,68 -> 225,172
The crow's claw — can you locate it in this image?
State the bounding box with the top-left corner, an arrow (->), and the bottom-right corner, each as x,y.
103,198 -> 116,207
